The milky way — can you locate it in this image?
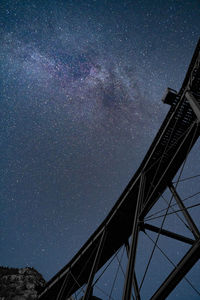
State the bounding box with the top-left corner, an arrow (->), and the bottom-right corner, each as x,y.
1,1 -> 200,299
1,27 -> 160,139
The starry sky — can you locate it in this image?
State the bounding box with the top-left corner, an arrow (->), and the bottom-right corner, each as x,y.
1,0 -> 200,299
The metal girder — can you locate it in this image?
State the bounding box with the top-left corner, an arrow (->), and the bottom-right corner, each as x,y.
141,121 -> 197,218
56,273 -> 70,300
122,174 -> 145,300
143,223 -> 195,245
186,91 -> 200,122
168,183 -> 200,240
83,229 -> 107,300
151,239 -> 200,299
125,242 -> 141,300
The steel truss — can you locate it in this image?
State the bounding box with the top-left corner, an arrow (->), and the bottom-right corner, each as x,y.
38,39 -> 200,300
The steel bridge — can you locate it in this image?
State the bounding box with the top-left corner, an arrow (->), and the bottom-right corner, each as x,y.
39,39 -> 200,300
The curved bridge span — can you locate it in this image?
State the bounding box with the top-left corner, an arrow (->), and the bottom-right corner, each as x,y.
39,39 -> 200,300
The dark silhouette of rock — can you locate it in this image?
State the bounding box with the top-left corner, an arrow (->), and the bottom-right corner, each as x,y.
0,266 -> 45,299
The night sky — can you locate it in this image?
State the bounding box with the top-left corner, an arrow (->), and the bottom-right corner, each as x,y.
1,1 -> 200,299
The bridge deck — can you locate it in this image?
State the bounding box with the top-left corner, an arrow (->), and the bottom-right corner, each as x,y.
39,39 -> 200,299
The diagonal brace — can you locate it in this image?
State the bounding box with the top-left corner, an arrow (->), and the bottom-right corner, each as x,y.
168,182 -> 200,239
151,239 -> 200,299
143,223 -> 195,245
83,229 -> 107,300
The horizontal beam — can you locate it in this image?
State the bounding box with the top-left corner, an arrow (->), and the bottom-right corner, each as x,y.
143,223 -> 195,245
151,239 -> 200,299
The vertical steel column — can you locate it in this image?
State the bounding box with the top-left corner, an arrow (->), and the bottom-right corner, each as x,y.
125,242 -> 141,300
83,229 -> 107,300
122,174 -> 145,300
151,239 -> 200,299
168,182 -> 200,239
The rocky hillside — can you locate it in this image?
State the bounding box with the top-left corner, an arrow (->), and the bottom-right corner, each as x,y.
0,266 -> 45,300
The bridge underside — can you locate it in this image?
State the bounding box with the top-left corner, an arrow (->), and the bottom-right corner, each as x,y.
39,39 -> 200,300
